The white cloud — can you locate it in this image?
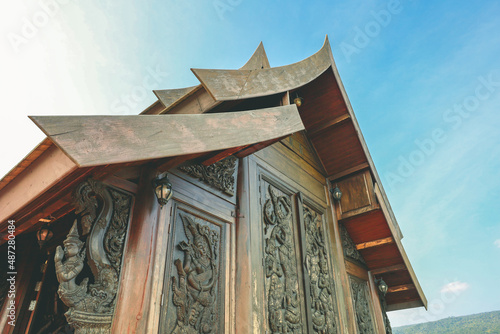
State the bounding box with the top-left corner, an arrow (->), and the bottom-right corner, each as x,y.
494,239 -> 500,248
440,281 -> 469,294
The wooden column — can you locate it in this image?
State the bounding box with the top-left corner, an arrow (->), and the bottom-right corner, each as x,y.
234,157 -> 258,333
111,165 -> 160,333
325,184 -> 357,334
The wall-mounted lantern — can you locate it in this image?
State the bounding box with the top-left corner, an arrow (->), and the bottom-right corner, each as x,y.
330,184 -> 342,201
36,224 -> 53,249
293,93 -> 303,107
377,278 -> 389,296
153,175 -> 173,207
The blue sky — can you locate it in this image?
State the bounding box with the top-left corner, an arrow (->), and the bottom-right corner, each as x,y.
1,0 -> 499,328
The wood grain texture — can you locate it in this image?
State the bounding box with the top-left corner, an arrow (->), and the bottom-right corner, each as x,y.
30,105 -> 304,167
192,37 -> 332,101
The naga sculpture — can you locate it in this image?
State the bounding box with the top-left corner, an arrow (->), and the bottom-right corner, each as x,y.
54,179 -> 132,333
170,214 -> 220,334
263,184 -> 303,333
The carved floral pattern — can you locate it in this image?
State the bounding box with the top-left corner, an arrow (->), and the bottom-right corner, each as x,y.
179,156 -> 237,195
263,184 -> 303,333
170,213 -> 220,334
303,207 -> 338,334
349,277 -> 375,334
340,224 -> 366,265
55,179 -> 132,333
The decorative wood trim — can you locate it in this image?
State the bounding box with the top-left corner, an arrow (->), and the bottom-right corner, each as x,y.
356,237 -> 394,250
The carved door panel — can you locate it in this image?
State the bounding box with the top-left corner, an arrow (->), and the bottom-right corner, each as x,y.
159,202 -> 229,334
298,198 -> 340,334
259,174 -> 340,334
349,276 -> 377,334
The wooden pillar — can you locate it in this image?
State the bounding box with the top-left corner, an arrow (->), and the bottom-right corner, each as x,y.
234,157 -> 257,333
325,184 -> 358,334
111,165 -> 160,333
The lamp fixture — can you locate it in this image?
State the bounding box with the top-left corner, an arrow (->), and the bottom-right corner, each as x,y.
153,174 -> 173,207
377,278 -> 389,295
36,224 -> 53,249
330,184 -> 342,201
293,93 -> 303,107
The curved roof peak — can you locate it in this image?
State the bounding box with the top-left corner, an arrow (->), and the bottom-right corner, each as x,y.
240,42 -> 271,70
192,36 -> 333,101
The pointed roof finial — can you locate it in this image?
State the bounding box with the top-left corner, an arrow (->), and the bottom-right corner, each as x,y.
240,42 -> 271,70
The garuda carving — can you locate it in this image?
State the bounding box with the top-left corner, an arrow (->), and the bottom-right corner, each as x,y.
55,179 -> 132,333
350,278 -> 375,334
170,214 -> 220,334
179,156 -> 237,195
340,224 -> 366,265
263,185 -> 303,333
303,207 -> 338,334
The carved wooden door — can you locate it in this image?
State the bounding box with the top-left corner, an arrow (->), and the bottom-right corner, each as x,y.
259,173 -> 340,334
159,201 -> 230,334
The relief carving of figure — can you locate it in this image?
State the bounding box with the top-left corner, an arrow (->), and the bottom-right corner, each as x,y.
54,221 -> 88,310
304,208 -> 337,333
171,214 -> 219,334
263,185 -> 303,333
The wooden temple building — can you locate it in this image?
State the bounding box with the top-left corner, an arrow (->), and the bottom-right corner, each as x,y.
0,36 -> 426,333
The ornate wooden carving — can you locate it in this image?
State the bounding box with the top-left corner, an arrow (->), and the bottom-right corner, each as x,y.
160,208 -> 226,334
339,224 -> 366,265
55,179 -> 133,333
179,156 -> 237,195
169,213 -> 221,333
349,277 -> 375,334
263,184 -> 304,333
303,206 -> 338,333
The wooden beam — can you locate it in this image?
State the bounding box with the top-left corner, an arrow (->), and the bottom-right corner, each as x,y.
0,144 -> 78,225
356,237 -> 394,250
388,284 -> 416,294
30,105 -> 305,168
344,260 -> 368,281
386,299 -> 424,311
307,113 -> 350,137
374,183 -> 427,309
370,263 -> 407,275
102,175 -> 139,194
328,162 -> 370,181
